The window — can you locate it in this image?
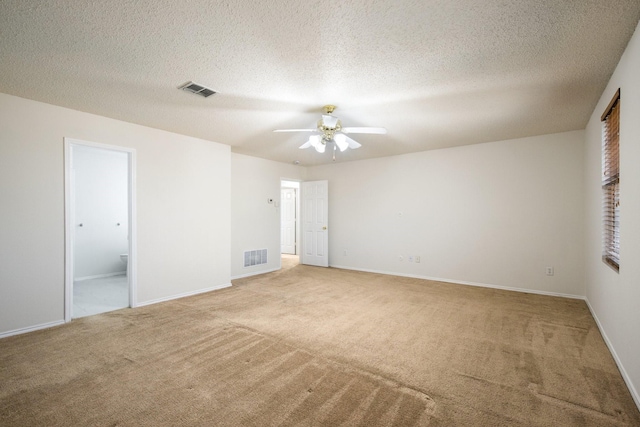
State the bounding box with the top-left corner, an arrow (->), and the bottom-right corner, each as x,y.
601,89 -> 620,271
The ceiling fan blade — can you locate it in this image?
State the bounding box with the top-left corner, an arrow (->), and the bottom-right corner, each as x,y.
342,127 -> 387,135
273,129 -> 316,133
343,135 -> 362,149
322,115 -> 339,128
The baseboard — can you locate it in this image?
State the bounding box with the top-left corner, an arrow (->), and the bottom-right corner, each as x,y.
584,298 -> 640,412
329,264 -> 585,300
231,267 -> 280,280
0,319 -> 65,339
75,271 -> 126,282
135,283 -> 232,307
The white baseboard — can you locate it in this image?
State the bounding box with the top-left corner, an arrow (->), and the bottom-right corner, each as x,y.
584,298 -> 640,412
329,264 -> 585,300
135,282 -> 232,307
75,271 -> 126,282
0,319 -> 65,339
231,267 -> 281,280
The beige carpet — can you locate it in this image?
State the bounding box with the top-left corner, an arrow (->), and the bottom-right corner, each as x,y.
1,258 -> 639,426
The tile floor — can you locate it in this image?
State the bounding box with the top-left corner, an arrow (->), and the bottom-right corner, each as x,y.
73,274 -> 129,318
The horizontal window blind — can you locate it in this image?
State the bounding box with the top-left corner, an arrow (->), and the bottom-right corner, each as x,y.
601,89 -> 620,271
602,181 -> 620,268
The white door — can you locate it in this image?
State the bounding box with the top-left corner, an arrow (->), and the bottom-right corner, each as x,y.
281,188 -> 296,254
301,180 -> 328,267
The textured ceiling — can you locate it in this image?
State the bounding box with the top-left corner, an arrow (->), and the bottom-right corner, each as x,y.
1,1 -> 639,165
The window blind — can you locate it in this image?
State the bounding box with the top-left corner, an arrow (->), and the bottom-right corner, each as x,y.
601,89 -> 620,271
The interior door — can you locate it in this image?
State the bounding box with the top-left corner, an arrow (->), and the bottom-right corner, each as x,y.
301,180 -> 328,267
281,188 -> 296,254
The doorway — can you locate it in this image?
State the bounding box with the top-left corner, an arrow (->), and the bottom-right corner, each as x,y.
281,180 -> 300,266
64,138 -> 137,321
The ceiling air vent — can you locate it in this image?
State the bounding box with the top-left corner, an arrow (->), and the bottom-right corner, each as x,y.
178,81 -> 217,98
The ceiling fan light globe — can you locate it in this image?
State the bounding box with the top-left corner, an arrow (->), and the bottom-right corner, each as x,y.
334,134 -> 349,152
299,134 -> 322,150
310,135 -> 321,146
315,142 -> 326,153
344,135 -> 362,149
322,115 -> 339,128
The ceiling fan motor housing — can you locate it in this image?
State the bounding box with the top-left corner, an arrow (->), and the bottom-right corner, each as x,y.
318,118 -> 342,142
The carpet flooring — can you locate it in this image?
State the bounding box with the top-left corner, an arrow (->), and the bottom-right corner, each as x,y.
1,257 -> 639,426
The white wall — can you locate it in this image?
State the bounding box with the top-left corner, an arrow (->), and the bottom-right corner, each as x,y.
0,93 -> 231,335
307,131 -> 585,297
231,153 -> 306,278
73,145 -> 128,278
584,22 -> 640,407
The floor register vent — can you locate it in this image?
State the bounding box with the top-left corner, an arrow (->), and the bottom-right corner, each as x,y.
244,249 -> 268,267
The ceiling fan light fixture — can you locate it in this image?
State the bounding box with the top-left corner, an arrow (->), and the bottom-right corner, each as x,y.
276,105 -> 385,157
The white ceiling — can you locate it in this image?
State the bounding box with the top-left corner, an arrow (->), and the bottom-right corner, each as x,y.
1,1 -> 639,166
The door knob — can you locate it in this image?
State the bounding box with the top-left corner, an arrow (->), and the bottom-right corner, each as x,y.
322,226 -> 327,230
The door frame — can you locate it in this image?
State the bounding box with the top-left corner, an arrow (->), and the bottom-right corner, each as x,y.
280,180 -> 300,255
63,138 -> 137,322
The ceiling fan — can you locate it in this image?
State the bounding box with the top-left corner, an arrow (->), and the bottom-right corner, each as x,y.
274,105 -> 387,159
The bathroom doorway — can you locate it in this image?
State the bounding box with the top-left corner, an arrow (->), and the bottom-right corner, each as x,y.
64,138 -> 137,321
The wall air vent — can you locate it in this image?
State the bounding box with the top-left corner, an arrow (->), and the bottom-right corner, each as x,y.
178,81 -> 217,98
244,249 -> 268,267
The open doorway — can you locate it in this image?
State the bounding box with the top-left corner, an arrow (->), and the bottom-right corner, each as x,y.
64,139 -> 136,321
281,180 -> 300,267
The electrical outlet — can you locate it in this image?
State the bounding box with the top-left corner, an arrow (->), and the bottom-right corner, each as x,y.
343,249 -> 347,256
415,256 -> 420,263
408,256 -> 414,262
546,267 -> 554,276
